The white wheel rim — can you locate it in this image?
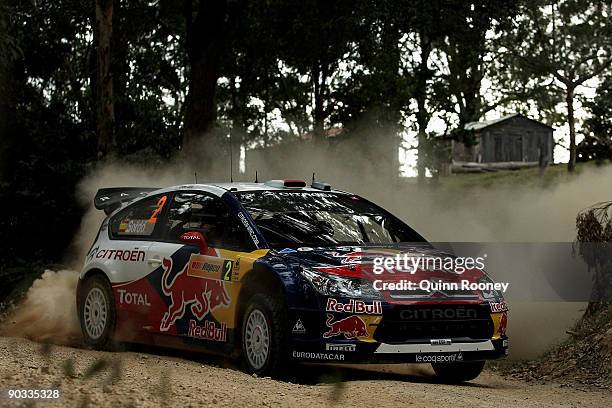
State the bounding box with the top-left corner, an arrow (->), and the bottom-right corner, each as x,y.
245,309 -> 270,370
84,287 -> 108,340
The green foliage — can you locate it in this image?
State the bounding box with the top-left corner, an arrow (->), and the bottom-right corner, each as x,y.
0,0 -> 183,271
421,133 -> 451,178
578,75 -> 612,162
449,128 -> 477,146
0,0 -> 611,274
438,0 -> 519,124
499,0 -> 611,126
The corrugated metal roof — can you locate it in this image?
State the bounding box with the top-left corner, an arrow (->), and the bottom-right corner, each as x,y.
464,114 -> 520,130
464,113 -> 554,131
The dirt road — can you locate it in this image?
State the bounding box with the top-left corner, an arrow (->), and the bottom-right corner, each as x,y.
0,337 -> 610,407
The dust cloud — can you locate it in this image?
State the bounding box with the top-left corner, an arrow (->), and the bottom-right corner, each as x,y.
0,269 -> 81,346
1,158 -> 198,346
251,148 -> 612,358
4,144 -> 612,356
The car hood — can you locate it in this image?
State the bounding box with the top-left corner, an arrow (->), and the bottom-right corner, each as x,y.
273,243 -> 504,304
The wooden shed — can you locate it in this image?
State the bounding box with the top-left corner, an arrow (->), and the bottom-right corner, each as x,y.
452,114 -> 554,165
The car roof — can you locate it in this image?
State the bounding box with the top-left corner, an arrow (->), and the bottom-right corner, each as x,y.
213,182 -> 347,194
104,181 -> 349,218
149,182 -> 348,197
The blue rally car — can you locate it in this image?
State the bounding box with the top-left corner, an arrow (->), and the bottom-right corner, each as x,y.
77,179 -> 508,382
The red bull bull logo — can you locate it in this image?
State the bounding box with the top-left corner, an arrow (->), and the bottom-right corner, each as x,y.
323,314 -> 369,339
160,258 -> 231,332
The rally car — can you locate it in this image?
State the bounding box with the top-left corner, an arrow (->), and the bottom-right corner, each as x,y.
77,179 -> 508,382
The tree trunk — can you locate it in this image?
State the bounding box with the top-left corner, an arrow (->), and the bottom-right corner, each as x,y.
312,62 -> 325,142
415,34 -> 432,184
380,21 -> 402,181
0,29 -> 11,182
416,105 -> 428,183
566,86 -> 576,172
184,54 -> 219,143
95,0 -> 115,157
229,75 -> 245,178
183,0 -> 229,146
112,0 -> 128,149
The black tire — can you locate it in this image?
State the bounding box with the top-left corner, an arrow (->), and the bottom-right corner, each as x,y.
431,360 -> 486,383
241,293 -> 289,377
78,274 -> 116,350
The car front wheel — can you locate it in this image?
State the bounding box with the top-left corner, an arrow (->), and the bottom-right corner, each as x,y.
431,360 -> 486,383
241,293 -> 289,376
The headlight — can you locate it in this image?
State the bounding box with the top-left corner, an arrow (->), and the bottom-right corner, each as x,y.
478,275 -> 504,302
300,268 -> 383,300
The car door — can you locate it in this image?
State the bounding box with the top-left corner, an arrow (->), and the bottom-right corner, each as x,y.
104,193 -> 170,339
147,191 -> 255,346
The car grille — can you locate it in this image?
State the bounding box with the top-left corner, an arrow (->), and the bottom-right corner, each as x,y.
374,304 -> 494,343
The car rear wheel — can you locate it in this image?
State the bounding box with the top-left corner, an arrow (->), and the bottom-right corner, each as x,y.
431,360 -> 486,383
79,275 -> 116,350
241,294 -> 289,376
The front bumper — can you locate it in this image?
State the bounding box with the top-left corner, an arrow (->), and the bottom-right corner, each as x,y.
288,299 -> 509,363
291,338 -> 508,363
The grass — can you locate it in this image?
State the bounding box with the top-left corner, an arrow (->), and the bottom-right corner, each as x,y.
435,160 -> 612,191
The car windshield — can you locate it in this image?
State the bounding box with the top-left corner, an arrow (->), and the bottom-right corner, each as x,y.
235,191 -> 426,248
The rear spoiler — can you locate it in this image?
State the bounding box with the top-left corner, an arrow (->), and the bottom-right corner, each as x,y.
94,187 -> 159,215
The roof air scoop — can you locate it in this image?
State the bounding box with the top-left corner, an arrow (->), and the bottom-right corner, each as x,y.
265,179 -> 306,189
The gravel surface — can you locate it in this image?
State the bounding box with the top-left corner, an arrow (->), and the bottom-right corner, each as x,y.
0,336 -> 610,408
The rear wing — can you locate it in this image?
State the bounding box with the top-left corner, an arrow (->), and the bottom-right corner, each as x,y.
94,187 -> 159,215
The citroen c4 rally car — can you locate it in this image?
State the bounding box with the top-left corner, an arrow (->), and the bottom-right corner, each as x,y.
77,179 -> 508,382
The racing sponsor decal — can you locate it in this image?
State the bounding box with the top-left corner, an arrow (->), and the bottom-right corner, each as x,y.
399,307 -> 477,320
325,250 -> 363,264
341,254 -> 362,264
159,258 -> 231,332
187,320 -> 227,342
86,246 -> 99,262
489,301 -> 509,313
228,257 -> 241,281
188,256 -> 234,281
325,298 -> 382,315
325,343 -> 356,352
292,351 -> 345,361
118,219 -> 154,235
117,290 -> 151,306
415,352 -> 463,363
498,312 -> 508,336
323,314 -> 369,339
95,249 -> 145,262
118,219 -> 128,233
292,319 -> 306,334
430,339 -> 452,346
237,212 -> 260,247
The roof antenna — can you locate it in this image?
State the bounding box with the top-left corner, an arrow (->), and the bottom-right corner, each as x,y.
228,132 -> 234,183
194,172 -> 198,184
312,172 -> 315,184
255,170 -> 259,183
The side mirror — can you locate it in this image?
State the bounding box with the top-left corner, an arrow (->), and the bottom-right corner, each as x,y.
179,231 -> 208,254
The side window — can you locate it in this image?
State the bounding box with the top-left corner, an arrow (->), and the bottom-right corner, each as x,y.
165,192 -> 254,251
109,195 -> 168,239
